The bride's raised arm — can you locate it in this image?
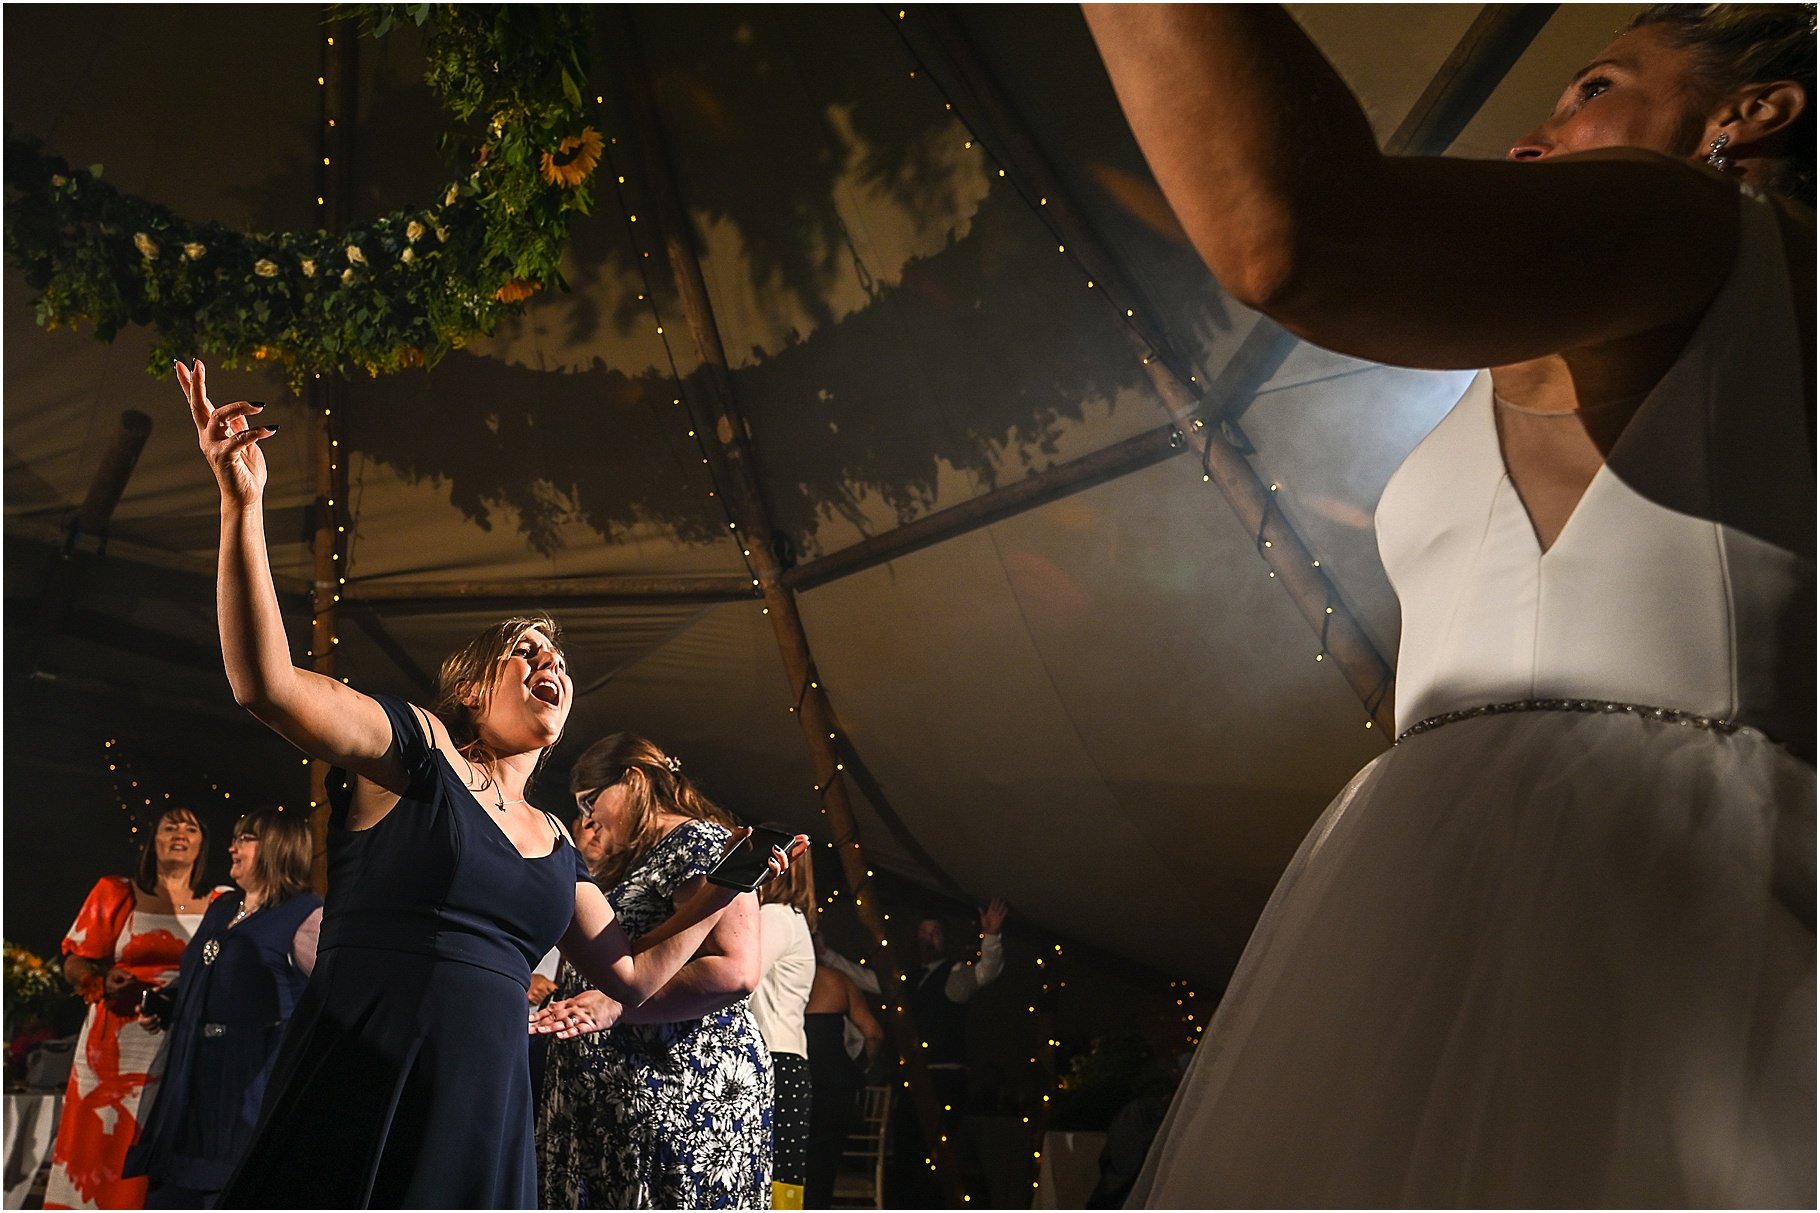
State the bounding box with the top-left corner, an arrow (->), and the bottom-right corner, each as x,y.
1080,5 -> 1742,370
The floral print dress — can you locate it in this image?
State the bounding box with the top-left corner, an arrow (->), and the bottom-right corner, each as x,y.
537,820 -> 774,1209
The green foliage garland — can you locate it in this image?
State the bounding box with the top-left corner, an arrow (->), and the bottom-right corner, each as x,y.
4,4 -> 600,388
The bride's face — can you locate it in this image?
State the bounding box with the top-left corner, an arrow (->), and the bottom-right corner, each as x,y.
1508,26 -> 1716,164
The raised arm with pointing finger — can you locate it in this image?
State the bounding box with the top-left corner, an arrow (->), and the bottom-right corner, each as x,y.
178,358 -> 805,1209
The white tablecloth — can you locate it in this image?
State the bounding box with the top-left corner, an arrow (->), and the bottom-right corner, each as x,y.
1032,1129 -> 1105,1208
4,1092 -> 63,1209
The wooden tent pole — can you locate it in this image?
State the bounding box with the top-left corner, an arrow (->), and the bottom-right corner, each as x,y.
1384,5 -> 1558,157
603,10 -> 970,1203
914,6 -> 1395,730
306,14 -> 355,891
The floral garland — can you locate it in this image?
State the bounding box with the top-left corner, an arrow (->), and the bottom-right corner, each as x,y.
4,4 -> 602,388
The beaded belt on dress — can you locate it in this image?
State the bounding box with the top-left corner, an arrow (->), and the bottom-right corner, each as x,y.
1395,698 -> 1740,744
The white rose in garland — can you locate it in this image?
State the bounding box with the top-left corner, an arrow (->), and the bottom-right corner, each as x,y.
3,4 -> 600,387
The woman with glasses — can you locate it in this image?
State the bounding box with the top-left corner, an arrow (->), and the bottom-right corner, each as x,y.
123,807 -> 323,1208
535,734 -> 773,1209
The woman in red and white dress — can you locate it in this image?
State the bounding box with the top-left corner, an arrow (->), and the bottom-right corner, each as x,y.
46,807 -> 222,1210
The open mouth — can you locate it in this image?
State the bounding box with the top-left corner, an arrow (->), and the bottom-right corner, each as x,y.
529,676 -> 562,707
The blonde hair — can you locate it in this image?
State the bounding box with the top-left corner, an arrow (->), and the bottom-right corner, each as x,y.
233,807 -> 313,902
568,733 -> 735,887
434,614 -> 565,779
1630,4 -> 1816,204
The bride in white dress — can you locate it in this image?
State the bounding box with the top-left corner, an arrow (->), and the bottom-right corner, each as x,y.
1084,5 -> 1814,1206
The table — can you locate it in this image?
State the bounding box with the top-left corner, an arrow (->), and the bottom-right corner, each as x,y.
3,1092 -> 62,1209
1031,1129 -> 1105,1208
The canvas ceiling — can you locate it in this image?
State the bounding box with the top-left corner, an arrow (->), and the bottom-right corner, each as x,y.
5,5 -> 1643,984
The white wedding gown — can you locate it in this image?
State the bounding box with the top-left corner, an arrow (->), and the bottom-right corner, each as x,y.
1130,187 -> 1814,1207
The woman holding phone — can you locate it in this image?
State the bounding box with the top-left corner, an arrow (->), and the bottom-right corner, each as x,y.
534,734 -> 774,1209
1083,4 -> 1812,1206
174,359 -> 805,1208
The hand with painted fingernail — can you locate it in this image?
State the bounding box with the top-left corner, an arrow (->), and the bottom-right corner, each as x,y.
175,358 -> 277,507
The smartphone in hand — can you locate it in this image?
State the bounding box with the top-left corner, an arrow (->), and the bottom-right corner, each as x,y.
706,826 -> 803,891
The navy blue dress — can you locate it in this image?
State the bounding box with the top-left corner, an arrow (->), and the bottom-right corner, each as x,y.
124,887 -> 323,1205
218,695 -> 590,1208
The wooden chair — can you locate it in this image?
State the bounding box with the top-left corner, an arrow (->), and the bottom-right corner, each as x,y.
830,1084 -> 893,1209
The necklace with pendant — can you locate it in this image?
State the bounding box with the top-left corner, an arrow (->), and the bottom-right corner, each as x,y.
463,754 -> 528,812
207,897 -> 260,965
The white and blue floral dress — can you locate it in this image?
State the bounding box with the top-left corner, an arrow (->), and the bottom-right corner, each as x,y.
537,819 -> 774,1209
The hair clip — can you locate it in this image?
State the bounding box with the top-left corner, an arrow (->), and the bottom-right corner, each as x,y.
664,754 -> 681,774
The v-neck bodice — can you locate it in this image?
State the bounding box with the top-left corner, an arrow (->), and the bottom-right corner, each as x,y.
1376,187 -> 1813,746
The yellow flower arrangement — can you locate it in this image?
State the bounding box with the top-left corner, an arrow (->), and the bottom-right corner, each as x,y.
540,127 -> 603,188
4,941 -> 72,1022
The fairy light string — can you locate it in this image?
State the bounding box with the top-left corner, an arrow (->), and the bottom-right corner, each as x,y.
301,22 -> 355,884
596,26 -> 969,1193
593,120 -> 766,598
102,739 -> 288,849
888,6 -> 1387,731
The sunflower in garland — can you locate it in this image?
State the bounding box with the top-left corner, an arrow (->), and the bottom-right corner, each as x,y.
540,126 -> 603,188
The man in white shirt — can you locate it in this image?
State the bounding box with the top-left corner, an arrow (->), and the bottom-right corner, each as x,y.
909,898 -> 1008,1099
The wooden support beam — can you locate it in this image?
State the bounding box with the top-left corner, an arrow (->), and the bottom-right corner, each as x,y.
339,574 -> 754,606
915,7 -> 1395,731
603,10 -> 969,1202
72,410 -> 154,554
32,409 -> 157,639
1385,5 -> 1558,156
785,422 -> 1186,592
9,520 -> 312,600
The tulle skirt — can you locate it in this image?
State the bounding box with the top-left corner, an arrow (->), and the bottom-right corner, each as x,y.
1131,710 -> 1814,1208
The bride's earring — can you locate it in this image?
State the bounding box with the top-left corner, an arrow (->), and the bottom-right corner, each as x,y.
1706,132 -> 1731,172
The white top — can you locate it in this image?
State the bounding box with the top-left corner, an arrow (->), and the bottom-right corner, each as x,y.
917,932 -> 1005,1003
1377,187 -> 1812,744
751,903 -> 814,1057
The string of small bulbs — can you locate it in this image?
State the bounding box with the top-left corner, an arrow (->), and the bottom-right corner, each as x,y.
102,739 -> 287,842
887,6 -> 1377,730
304,26 -> 354,819
592,104 -> 768,606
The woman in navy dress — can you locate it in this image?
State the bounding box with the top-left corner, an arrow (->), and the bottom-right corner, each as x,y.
125,807 -> 323,1208
174,359 -> 806,1208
